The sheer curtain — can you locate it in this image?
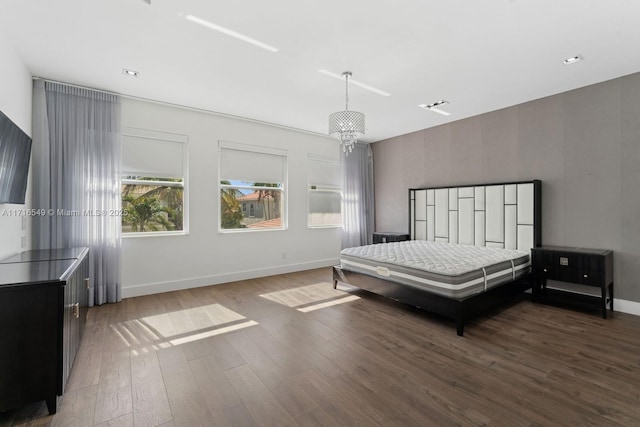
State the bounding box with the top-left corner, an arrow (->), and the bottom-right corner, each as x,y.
32,80 -> 122,306
342,143 -> 375,248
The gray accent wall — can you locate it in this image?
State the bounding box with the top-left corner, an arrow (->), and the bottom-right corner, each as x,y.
372,72 -> 640,303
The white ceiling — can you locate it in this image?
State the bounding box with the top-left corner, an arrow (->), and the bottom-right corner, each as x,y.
2,0 -> 640,142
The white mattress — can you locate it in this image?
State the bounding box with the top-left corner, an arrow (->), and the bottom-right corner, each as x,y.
339,240 -> 530,299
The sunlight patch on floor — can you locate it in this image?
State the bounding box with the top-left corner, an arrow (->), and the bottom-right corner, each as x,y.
169,320 -> 259,345
142,303 -> 246,337
110,303 -> 258,353
259,282 -> 360,312
296,295 -> 361,312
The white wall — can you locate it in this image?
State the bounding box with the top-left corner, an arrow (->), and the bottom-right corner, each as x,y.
0,30 -> 32,259
121,98 -> 342,297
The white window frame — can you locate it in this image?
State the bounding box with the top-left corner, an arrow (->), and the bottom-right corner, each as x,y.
307,155 -> 342,228
121,128 -> 189,237
218,141 -> 287,233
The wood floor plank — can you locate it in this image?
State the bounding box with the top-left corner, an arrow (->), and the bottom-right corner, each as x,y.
64,316 -> 106,391
333,313 -> 568,425
292,406 -> 341,427
93,412 -> 134,427
325,335 -> 480,425
243,325 -> 312,375
224,329 -> 319,419
51,385 -> 98,427
256,316 -> 347,382
188,355 -> 256,427
181,334 -> 247,371
289,368 -> 394,427
130,351 -> 173,427
93,350 -> 133,425
223,364 -> 296,426
156,346 -> 212,427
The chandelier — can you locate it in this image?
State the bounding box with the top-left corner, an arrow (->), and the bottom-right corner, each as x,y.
328,71 -> 365,154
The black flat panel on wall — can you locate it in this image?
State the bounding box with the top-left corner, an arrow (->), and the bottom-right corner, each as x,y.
0,109 -> 32,204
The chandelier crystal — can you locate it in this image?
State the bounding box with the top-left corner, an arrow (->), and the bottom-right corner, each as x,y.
328,71 -> 365,154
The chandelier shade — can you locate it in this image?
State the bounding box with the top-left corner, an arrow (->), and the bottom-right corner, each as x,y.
329,110 -> 365,153
328,71 -> 365,154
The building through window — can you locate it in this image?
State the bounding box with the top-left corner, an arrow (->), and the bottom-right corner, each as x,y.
219,141 -> 286,231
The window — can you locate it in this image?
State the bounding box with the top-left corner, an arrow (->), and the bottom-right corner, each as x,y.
121,177 -> 184,233
121,129 -> 187,235
219,141 -> 286,231
308,155 -> 342,227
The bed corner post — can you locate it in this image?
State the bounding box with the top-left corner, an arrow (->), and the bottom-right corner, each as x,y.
456,303 -> 465,336
332,265 -> 341,289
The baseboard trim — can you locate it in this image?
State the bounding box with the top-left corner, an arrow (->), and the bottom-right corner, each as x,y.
614,298 -> 640,316
122,258 -> 339,298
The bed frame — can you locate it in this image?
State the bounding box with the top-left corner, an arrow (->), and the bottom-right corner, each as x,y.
333,180 -> 541,336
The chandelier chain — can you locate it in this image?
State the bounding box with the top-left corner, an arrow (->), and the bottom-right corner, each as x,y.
345,72 -> 349,111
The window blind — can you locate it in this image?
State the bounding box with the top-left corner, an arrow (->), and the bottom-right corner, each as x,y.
219,141 -> 286,183
122,129 -> 186,178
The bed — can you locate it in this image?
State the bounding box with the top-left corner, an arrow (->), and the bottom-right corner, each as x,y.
333,180 -> 541,336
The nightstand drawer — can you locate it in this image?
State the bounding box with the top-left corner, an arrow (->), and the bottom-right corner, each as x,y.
533,251 -> 603,273
555,267 -> 602,287
534,264 -> 601,287
533,264 -> 557,278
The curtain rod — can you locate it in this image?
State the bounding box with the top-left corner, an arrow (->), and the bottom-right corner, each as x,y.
32,77 -> 334,141
33,76 -> 118,97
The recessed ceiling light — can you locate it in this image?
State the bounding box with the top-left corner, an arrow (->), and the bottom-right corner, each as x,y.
318,69 -> 391,97
185,14 -> 279,53
418,100 -> 451,116
562,55 -> 583,65
122,68 -> 139,77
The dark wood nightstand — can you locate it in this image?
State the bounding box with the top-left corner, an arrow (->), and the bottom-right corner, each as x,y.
531,245 -> 613,318
373,232 -> 410,244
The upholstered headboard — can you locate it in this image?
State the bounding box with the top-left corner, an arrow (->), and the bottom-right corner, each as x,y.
409,180 -> 541,251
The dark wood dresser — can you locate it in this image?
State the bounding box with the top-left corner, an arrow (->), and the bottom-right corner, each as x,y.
531,245 -> 613,318
0,248 -> 89,414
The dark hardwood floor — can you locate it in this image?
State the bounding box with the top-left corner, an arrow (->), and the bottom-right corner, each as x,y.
2,267 -> 639,426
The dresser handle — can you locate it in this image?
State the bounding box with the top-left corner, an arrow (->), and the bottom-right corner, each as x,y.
73,303 -> 80,319
84,278 -> 90,290
543,268 -> 547,273
583,274 -> 588,278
